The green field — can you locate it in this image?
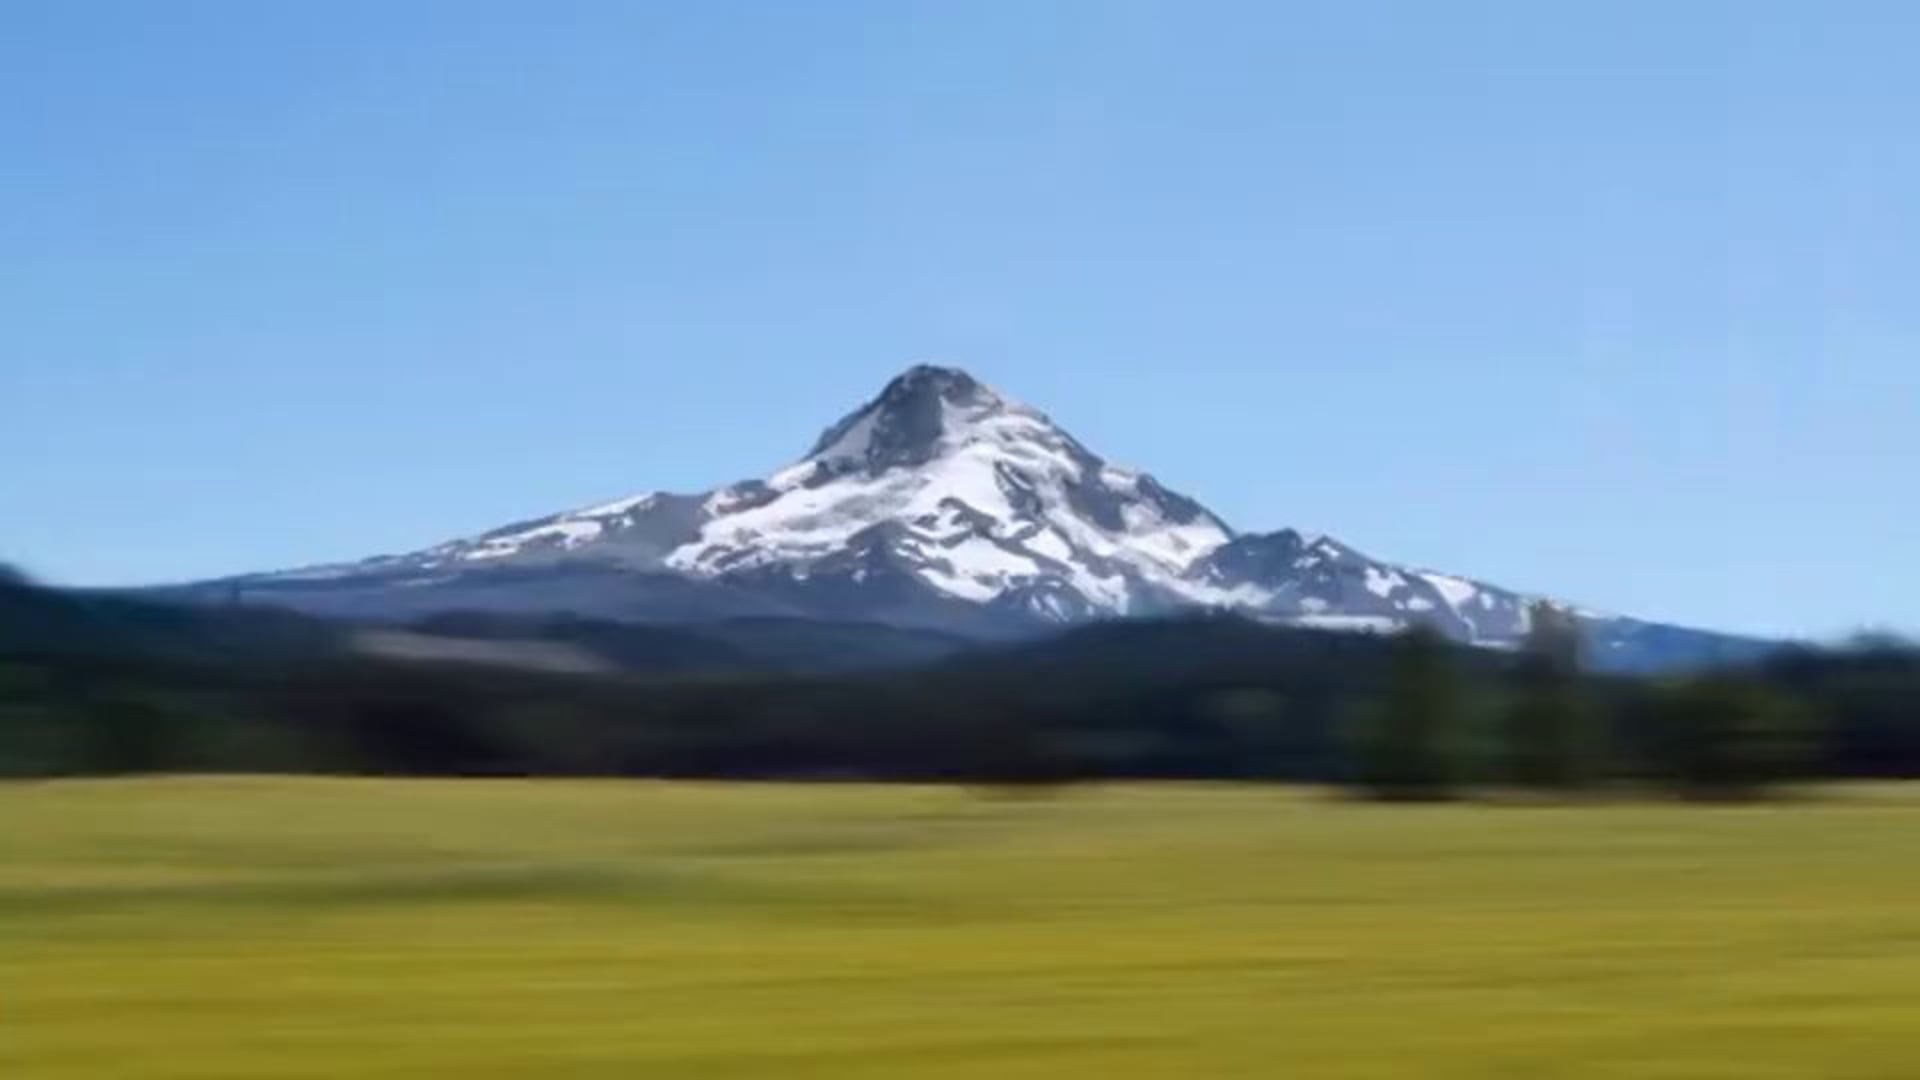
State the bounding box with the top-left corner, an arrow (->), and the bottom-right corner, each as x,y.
5,780 -> 1919,1078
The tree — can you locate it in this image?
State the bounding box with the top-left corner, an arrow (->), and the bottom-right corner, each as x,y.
1645,676 -> 1809,800
76,690 -> 177,774
1200,687 -> 1296,780
1346,624 -> 1466,800
1497,602 -> 1603,793
1520,601 -> 1584,678
952,705 -> 1078,798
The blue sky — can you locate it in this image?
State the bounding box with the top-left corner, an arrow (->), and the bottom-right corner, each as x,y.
3,1 -> 1915,639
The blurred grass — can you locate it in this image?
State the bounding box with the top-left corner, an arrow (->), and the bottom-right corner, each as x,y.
5,779 -> 1920,1078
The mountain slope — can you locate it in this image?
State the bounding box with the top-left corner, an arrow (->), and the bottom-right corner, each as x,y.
193,364 -> 1770,670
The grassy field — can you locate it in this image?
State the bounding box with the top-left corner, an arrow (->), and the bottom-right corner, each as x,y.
5,780 -> 1920,1078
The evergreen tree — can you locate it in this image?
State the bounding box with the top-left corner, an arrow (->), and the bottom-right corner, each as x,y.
1646,676 -> 1808,800
1498,602 -> 1603,792
1347,624 -> 1464,800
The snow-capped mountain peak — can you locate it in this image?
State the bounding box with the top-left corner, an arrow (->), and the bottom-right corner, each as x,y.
804,364 -> 1018,473
666,365 -> 1234,613
335,365 -> 1235,620
228,363 -> 1765,668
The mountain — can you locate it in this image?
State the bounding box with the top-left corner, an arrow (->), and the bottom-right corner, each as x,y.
3,572 -> 344,665
178,364 -> 1769,671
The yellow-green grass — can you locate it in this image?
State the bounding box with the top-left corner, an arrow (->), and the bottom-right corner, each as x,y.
6,779 -> 1920,1078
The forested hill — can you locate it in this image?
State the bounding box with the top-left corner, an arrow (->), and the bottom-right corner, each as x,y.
2,574 -> 1916,789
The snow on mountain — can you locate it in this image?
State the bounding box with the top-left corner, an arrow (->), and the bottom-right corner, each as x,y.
315,365 -> 1242,622
664,366 -> 1232,612
227,363 -> 1765,667
1183,527 -> 1537,643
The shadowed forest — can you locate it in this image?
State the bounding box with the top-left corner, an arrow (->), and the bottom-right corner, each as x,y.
4,571 -> 1916,800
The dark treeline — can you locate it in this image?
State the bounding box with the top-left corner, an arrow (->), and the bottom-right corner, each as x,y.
3,575 -> 1917,797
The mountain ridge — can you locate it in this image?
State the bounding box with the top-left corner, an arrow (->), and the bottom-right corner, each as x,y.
191,364 -> 1770,671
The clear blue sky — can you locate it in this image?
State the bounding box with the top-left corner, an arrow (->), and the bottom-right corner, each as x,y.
3,1 -> 1915,640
